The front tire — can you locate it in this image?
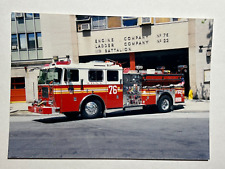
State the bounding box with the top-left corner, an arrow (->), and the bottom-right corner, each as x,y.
157,95 -> 172,113
81,99 -> 102,119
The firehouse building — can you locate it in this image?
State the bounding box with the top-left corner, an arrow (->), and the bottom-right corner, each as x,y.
10,13 -> 213,103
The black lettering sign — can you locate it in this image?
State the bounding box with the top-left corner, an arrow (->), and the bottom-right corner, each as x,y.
157,33 -> 169,44
95,34 -> 153,54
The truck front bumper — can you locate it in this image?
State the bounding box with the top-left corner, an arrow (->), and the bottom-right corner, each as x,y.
28,105 -> 60,114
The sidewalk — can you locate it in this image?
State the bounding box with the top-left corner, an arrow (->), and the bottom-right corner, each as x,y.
10,99 -> 210,115
10,102 -> 44,116
10,102 -> 30,113
174,99 -> 210,112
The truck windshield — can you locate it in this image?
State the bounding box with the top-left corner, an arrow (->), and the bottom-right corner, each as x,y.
38,68 -> 62,84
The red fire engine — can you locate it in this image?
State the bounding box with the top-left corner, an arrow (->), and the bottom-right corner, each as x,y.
28,57 -> 186,119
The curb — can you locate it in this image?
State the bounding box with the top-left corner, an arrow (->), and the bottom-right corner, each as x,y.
10,110 -> 28,113
172,110 -> 209,113
10,110 -> 18,113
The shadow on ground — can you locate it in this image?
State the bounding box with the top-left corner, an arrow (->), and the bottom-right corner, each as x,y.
33,116 -> 79,124
33,105 -> 184,124
173,105 -> 184,111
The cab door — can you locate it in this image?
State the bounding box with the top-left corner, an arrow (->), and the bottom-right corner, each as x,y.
61,69 -> 80,113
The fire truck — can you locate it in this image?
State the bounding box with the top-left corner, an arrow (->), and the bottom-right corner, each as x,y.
28,57 -> 186,119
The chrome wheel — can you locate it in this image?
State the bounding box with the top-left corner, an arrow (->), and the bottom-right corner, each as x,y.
157,95 -> 172,113
161,99 -> 170,111
82,99 -> 103,119
85,101 -> 98,116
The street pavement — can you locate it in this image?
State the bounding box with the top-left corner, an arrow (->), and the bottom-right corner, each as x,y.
8,110 -> 209,160
8,99 -> 209,160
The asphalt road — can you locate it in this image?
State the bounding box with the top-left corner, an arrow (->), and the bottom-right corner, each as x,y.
8,109 -> 209,160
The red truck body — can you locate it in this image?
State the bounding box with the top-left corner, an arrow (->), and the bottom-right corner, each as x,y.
28,60 -> 185,118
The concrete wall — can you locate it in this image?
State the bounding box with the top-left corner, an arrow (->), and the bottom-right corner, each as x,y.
24,69 -> 39,102
11,68 -> 39,102
195,19 -> 212,99
188,19 -> 197,98
40,14 -> 79,63
11,68 -> 26,78
77,22 -> 189,56
188,19 -> 212,99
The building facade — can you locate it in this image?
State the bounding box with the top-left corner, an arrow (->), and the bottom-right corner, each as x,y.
10,13 -> 212,102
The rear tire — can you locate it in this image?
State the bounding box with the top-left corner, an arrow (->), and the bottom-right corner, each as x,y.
81,99 -> 102,119
157,95 -> 172,113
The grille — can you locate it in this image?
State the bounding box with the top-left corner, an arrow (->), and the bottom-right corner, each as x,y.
42,87 -> 49,98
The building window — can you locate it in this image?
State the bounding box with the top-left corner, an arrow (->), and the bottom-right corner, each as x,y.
11,34 -> 18,50
122,17 -> 138,27
18,34 -> 27,49
142,17 -> 151,23
204,69 -> 210,83
34,13 -> 40,18
11,13 -> 15,21
154,18 -> 171,23
11,12 -> 42,61
17,17 -> 24,24
25,13 -> 33,19
92,16 -> 107,30
89,70 -> 103,82
36,32 -> 42,48
107,16 -> 121,28
27,33 -> 36,49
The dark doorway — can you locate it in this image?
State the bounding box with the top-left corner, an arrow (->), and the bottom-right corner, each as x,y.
79,48 -> 189,96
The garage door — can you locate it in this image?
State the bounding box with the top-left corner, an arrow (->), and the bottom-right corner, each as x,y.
10,77 -> 26,103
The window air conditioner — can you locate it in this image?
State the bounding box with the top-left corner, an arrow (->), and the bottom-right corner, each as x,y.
12,46 -> 17,50
140,17 -> 152,25
15,13 -> 24,17
78,23 -> 91,31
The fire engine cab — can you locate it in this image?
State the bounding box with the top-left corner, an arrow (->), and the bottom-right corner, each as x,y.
28,57 -> 185,119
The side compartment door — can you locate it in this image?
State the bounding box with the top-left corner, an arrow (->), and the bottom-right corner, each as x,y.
175,87 -> 185,103
106,70 -> 123,109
